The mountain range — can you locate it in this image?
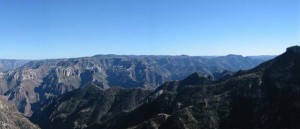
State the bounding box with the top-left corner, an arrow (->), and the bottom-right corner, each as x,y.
0,59 -> 30,72
0,54 -> 271,116
0,47 -> 295,129
25,46 -> 300,129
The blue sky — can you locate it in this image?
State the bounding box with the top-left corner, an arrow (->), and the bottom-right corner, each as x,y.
0,0 -> 299,59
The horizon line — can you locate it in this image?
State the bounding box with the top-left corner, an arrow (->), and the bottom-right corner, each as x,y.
0,54 -> 278,60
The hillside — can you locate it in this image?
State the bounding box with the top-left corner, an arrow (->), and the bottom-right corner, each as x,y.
0,96 -> 39,129
31,86 -> 151,129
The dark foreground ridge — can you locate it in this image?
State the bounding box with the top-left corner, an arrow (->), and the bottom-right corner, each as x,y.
286,45 -> 300,56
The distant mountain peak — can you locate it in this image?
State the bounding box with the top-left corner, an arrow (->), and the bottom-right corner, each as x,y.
226,54 -> 243,57
184,72 -> 205,81
180,72 -> 213,87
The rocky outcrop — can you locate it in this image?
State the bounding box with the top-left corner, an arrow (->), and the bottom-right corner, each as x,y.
286,45 -> 300,55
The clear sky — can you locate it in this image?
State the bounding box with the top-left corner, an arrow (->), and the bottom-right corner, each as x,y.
0,0 -> 299,59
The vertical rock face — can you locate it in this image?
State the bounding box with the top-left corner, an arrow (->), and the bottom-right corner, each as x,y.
0,96 -> 40,129
0,55 -> 268,116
